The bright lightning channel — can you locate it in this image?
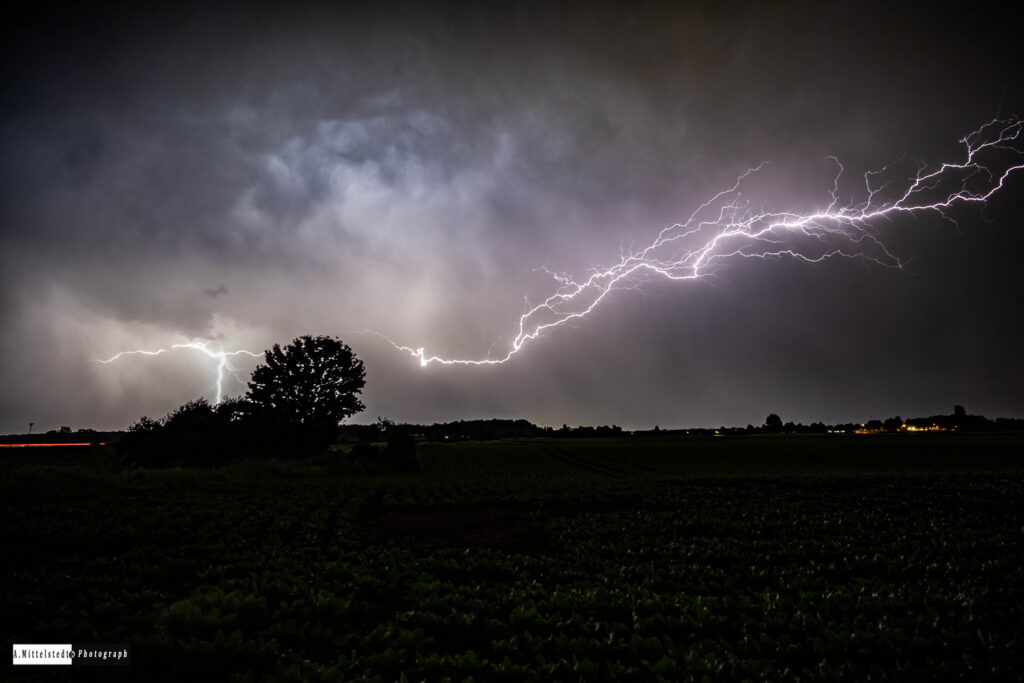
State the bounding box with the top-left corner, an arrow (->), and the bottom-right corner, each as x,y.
96,342 -> 261,404
374,116 -> 1024,367
99,117 -> 1024,383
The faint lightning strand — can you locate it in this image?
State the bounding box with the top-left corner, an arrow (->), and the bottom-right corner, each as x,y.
375,116 -> 1024,366
96,342 -> 261,404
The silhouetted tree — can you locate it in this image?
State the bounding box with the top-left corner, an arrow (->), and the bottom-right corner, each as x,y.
214,396 -> 253,423
120,337 -> 368,467
118,398 -> 239,467
128,415 -> 160,433
247,335 -> 366,448
764,413 -> 783,432
954,405 -> 966,418
374,417 -> 395,438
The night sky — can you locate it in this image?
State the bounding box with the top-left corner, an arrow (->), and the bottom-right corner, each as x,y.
3,0 -> 1023,433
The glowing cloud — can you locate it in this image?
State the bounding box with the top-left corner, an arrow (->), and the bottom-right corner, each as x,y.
373,116 -> 1023,366
99,117 -> 1023,391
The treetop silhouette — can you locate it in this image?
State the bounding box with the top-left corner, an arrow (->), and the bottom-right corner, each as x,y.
246,335 -> 366,431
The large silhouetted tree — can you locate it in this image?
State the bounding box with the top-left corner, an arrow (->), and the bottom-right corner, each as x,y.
247,335 -> 366,438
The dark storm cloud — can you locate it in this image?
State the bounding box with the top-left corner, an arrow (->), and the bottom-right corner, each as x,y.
2,1 -> 1023,432
204,284 -> 227,299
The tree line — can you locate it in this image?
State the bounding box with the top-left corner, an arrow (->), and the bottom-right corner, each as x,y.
12,330 -> 1023,466
117,335 -> 386,468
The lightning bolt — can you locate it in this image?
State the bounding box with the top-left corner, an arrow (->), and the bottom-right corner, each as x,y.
96,342 -> 261,404
374,116 -> 1024,366
98,117 -> 1023,390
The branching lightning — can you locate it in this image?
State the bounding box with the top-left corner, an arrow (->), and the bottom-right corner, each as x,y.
98,117 -> 1023,391
375,116 -> 1024,366
96,342 -> 261,404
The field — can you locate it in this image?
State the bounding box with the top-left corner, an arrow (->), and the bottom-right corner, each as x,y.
4,433 -> 1024,680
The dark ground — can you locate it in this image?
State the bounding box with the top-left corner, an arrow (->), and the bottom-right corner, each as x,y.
3,433 -> 1023,680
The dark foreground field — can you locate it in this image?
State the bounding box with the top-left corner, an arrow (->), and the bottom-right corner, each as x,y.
4,433 -> 1023,681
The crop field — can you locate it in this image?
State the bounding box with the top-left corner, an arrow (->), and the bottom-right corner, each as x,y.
3,434 -> 1023,680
